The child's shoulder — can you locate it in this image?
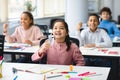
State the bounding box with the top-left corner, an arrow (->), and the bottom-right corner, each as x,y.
30,25 -> 40,30
70,43 -> 79,49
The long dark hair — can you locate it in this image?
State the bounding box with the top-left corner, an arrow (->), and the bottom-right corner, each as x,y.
52,19 -> 71,51
22,11 -> 34,26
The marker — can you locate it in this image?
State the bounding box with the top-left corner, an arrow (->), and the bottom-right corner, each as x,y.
52,71 -> 77,74
78,72 -> 96,76
13,75 -> 18,80
78,72 -> 90,76
47,74 -> 62,79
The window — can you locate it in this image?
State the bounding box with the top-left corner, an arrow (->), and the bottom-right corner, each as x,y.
88,0 -> 100,13
43,0 -> 65,17
8,0 -> 37,19
7,0 -> 65,20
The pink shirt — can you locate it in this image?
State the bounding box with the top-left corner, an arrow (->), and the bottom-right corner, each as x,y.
32,41 -> 85,66
4,25 -> 45,46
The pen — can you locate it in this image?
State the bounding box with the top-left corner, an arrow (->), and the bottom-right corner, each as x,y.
47,74 -> 62,79
13,75 -> 18,80
12,67 -> 39,74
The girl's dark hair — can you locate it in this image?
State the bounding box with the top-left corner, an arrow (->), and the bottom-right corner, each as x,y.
100,7 -> 112,15
89,13 -> 100,23
52,19 -> 71,51
22,11 -> 34,26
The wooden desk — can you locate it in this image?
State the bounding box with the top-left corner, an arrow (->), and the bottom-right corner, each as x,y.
80,47 -> 120,80
1,62 -> 110,80
4,43 -> 39,62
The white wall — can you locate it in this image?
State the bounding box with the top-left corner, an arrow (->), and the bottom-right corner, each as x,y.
100,0 -> 120,22
65,0 -> 88,36
114,0 -> 120,22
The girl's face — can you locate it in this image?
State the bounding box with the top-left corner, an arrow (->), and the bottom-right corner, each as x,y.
87,16 -> 99,32
100,11 -> 110,20
20,13 -> 32,29
52,22 -> 68,42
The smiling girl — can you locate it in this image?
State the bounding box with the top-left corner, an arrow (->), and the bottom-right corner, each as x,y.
32,19 -> 85,66
3,11 -> 45,63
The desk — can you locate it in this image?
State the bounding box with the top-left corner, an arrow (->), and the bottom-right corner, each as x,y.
80,47 -> 120,80
4,43 -> 39,62
1,62 -> 110,80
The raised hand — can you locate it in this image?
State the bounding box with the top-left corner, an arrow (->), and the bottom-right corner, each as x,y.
3,23 -> 8,33
38,39 -> 50,54
76,22 -> 82,31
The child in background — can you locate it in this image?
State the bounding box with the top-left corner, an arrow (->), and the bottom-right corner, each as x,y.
31,19 -> 85,66
76,13 -> 112,66
98,7 -> 120,41
3,11 -> 45,63
76,13 -> 112,48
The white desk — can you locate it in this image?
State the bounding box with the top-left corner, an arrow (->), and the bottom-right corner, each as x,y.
4,43 -> 39,61
80,47 -> 120,57
1,63 -> 110,80
80,47 -> 120,80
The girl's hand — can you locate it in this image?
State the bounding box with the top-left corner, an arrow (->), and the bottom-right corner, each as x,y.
38,40 -> 50,54
76,22 -> 82,31
24,40 -> 32,46
3,23 -> 8,33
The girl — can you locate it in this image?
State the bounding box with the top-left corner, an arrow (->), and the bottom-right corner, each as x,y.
3,11 -> 45,46
3,11 -> 45,63
32,19 -> 85,66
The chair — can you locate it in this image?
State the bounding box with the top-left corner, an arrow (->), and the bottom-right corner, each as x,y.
0,35 -> 5,56
70,37 -> 79,47
98,27 -> 108,33
39,38 -> 48,64
35,24 -> 49,37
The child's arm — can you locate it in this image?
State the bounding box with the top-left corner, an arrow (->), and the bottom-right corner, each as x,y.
31,40 -> 50,61
73,46 -> 85,66
3,23 -> 17,43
